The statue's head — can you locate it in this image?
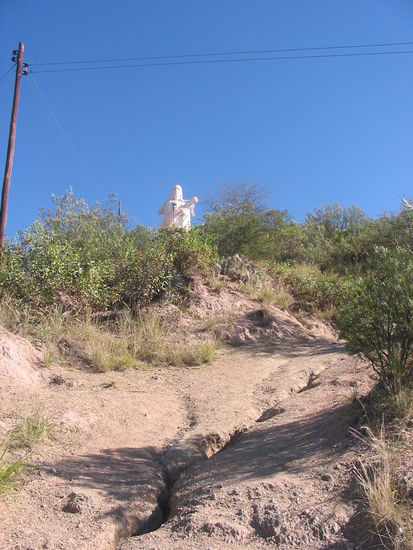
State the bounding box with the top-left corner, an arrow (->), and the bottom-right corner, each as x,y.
170,185 -> 183,200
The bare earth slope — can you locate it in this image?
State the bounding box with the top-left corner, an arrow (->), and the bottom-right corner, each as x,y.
0,287 -> 374,550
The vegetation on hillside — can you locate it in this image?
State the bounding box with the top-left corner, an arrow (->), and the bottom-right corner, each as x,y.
0,185 -> 411,369
201,184 -> 413,548
0,184 -> 412,546
0,191 -> 217,311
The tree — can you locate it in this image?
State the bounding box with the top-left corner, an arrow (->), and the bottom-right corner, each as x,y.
337,246 -> 413,393
202,182 -> 291,260
305,203 -> 367,236
204,182 -> 268,214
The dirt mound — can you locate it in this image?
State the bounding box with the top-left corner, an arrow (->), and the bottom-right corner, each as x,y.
0,284 -> 374,550
0,328 -> 44,385
182,276 -> 335,346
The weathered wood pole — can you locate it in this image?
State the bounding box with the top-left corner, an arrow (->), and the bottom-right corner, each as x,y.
0,42 -> 25,255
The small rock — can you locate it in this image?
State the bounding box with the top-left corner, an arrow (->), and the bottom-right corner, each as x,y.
41,466 -> 57,476
49,375 -> 73,387
62,492 -> 87,514
330,521 -> 341,534
49,375 -> 65,385
321,473 -> 333,482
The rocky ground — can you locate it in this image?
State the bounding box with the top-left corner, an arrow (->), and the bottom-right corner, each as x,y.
0,284 -> 375,550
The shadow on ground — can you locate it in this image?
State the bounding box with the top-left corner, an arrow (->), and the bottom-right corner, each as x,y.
45,446 -> 163,502
238,336 -> 346,358
184,400 -> 361,486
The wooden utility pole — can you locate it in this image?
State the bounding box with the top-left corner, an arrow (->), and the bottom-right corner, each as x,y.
0,42 -> 25,255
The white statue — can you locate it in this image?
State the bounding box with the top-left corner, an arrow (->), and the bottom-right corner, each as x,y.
158,185 -> 198,229
402,198 -> 413,211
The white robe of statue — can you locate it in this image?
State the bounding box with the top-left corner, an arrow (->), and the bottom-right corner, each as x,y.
158,185 -> 198,229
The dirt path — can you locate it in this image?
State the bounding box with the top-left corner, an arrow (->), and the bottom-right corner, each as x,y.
0,320 -> 374,550
122,346 -> 369,550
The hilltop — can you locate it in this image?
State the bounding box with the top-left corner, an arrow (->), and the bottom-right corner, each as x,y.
0,187 -> 411,549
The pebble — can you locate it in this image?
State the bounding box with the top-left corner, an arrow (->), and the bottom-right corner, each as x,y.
321,473 -> 333,482
62,492 -> 87,514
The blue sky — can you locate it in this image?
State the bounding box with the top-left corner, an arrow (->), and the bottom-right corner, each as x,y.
1,1 -> 413,237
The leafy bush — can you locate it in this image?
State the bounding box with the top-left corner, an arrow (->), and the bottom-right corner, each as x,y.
0,191 -> 217,312
117,241 -> 175,309
157,227 -> 218,277
305,203 -> 367,235
0,192 -> 129,308
337,246 -> 413,392
202,182 -> 292,260
118,228 -> 217,309
270,263 -> 345,313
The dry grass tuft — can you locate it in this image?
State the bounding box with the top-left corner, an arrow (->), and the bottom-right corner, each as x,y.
67,318 -> 143,372
203,313 -> 236,341
0,301 -> 220,371
206,275 -> 227,292
0,407 -> 50,495
120,311 -> 219,367
7,406 -> 50,450
0,443 -> 25,495
240,279 -> 293,310
356,424 -> 413,549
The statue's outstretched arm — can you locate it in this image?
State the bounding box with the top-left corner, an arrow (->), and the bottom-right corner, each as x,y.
158,201 -> 167,215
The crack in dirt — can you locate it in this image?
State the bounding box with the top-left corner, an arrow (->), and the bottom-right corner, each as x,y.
297,371 -> 321,393
1,284 -> 371,550
128,368 -> 329,541
256,405 -> 285,422
130,427 -> 258,538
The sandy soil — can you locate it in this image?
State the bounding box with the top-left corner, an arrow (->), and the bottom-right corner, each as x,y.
0,287 -> 375,550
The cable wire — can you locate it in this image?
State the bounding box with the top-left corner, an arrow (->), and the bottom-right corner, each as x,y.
0,64 -> 16,83
29,40 -> 413,67
30,49 -> 413,74
27,74 -> 98,187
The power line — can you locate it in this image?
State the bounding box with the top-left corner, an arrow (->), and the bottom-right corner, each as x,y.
30,48 -> 413,74
0,64 -> 16,83
29,40 -> 413,67
27,74 -> 98,186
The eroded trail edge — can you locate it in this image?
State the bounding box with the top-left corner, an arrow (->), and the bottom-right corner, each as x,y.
0,329 -> 373,550
119,341 -> 371,550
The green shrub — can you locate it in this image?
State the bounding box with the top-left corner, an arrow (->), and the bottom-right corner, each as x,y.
157,227 -> 218,276
271,262 -> 345,313
118,228 -> 217,309
0,193 -> 129,308
202,182 -> 291,260
118,242 -> 174,309
0,192 -> 217,313
337,246 -> 413,393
